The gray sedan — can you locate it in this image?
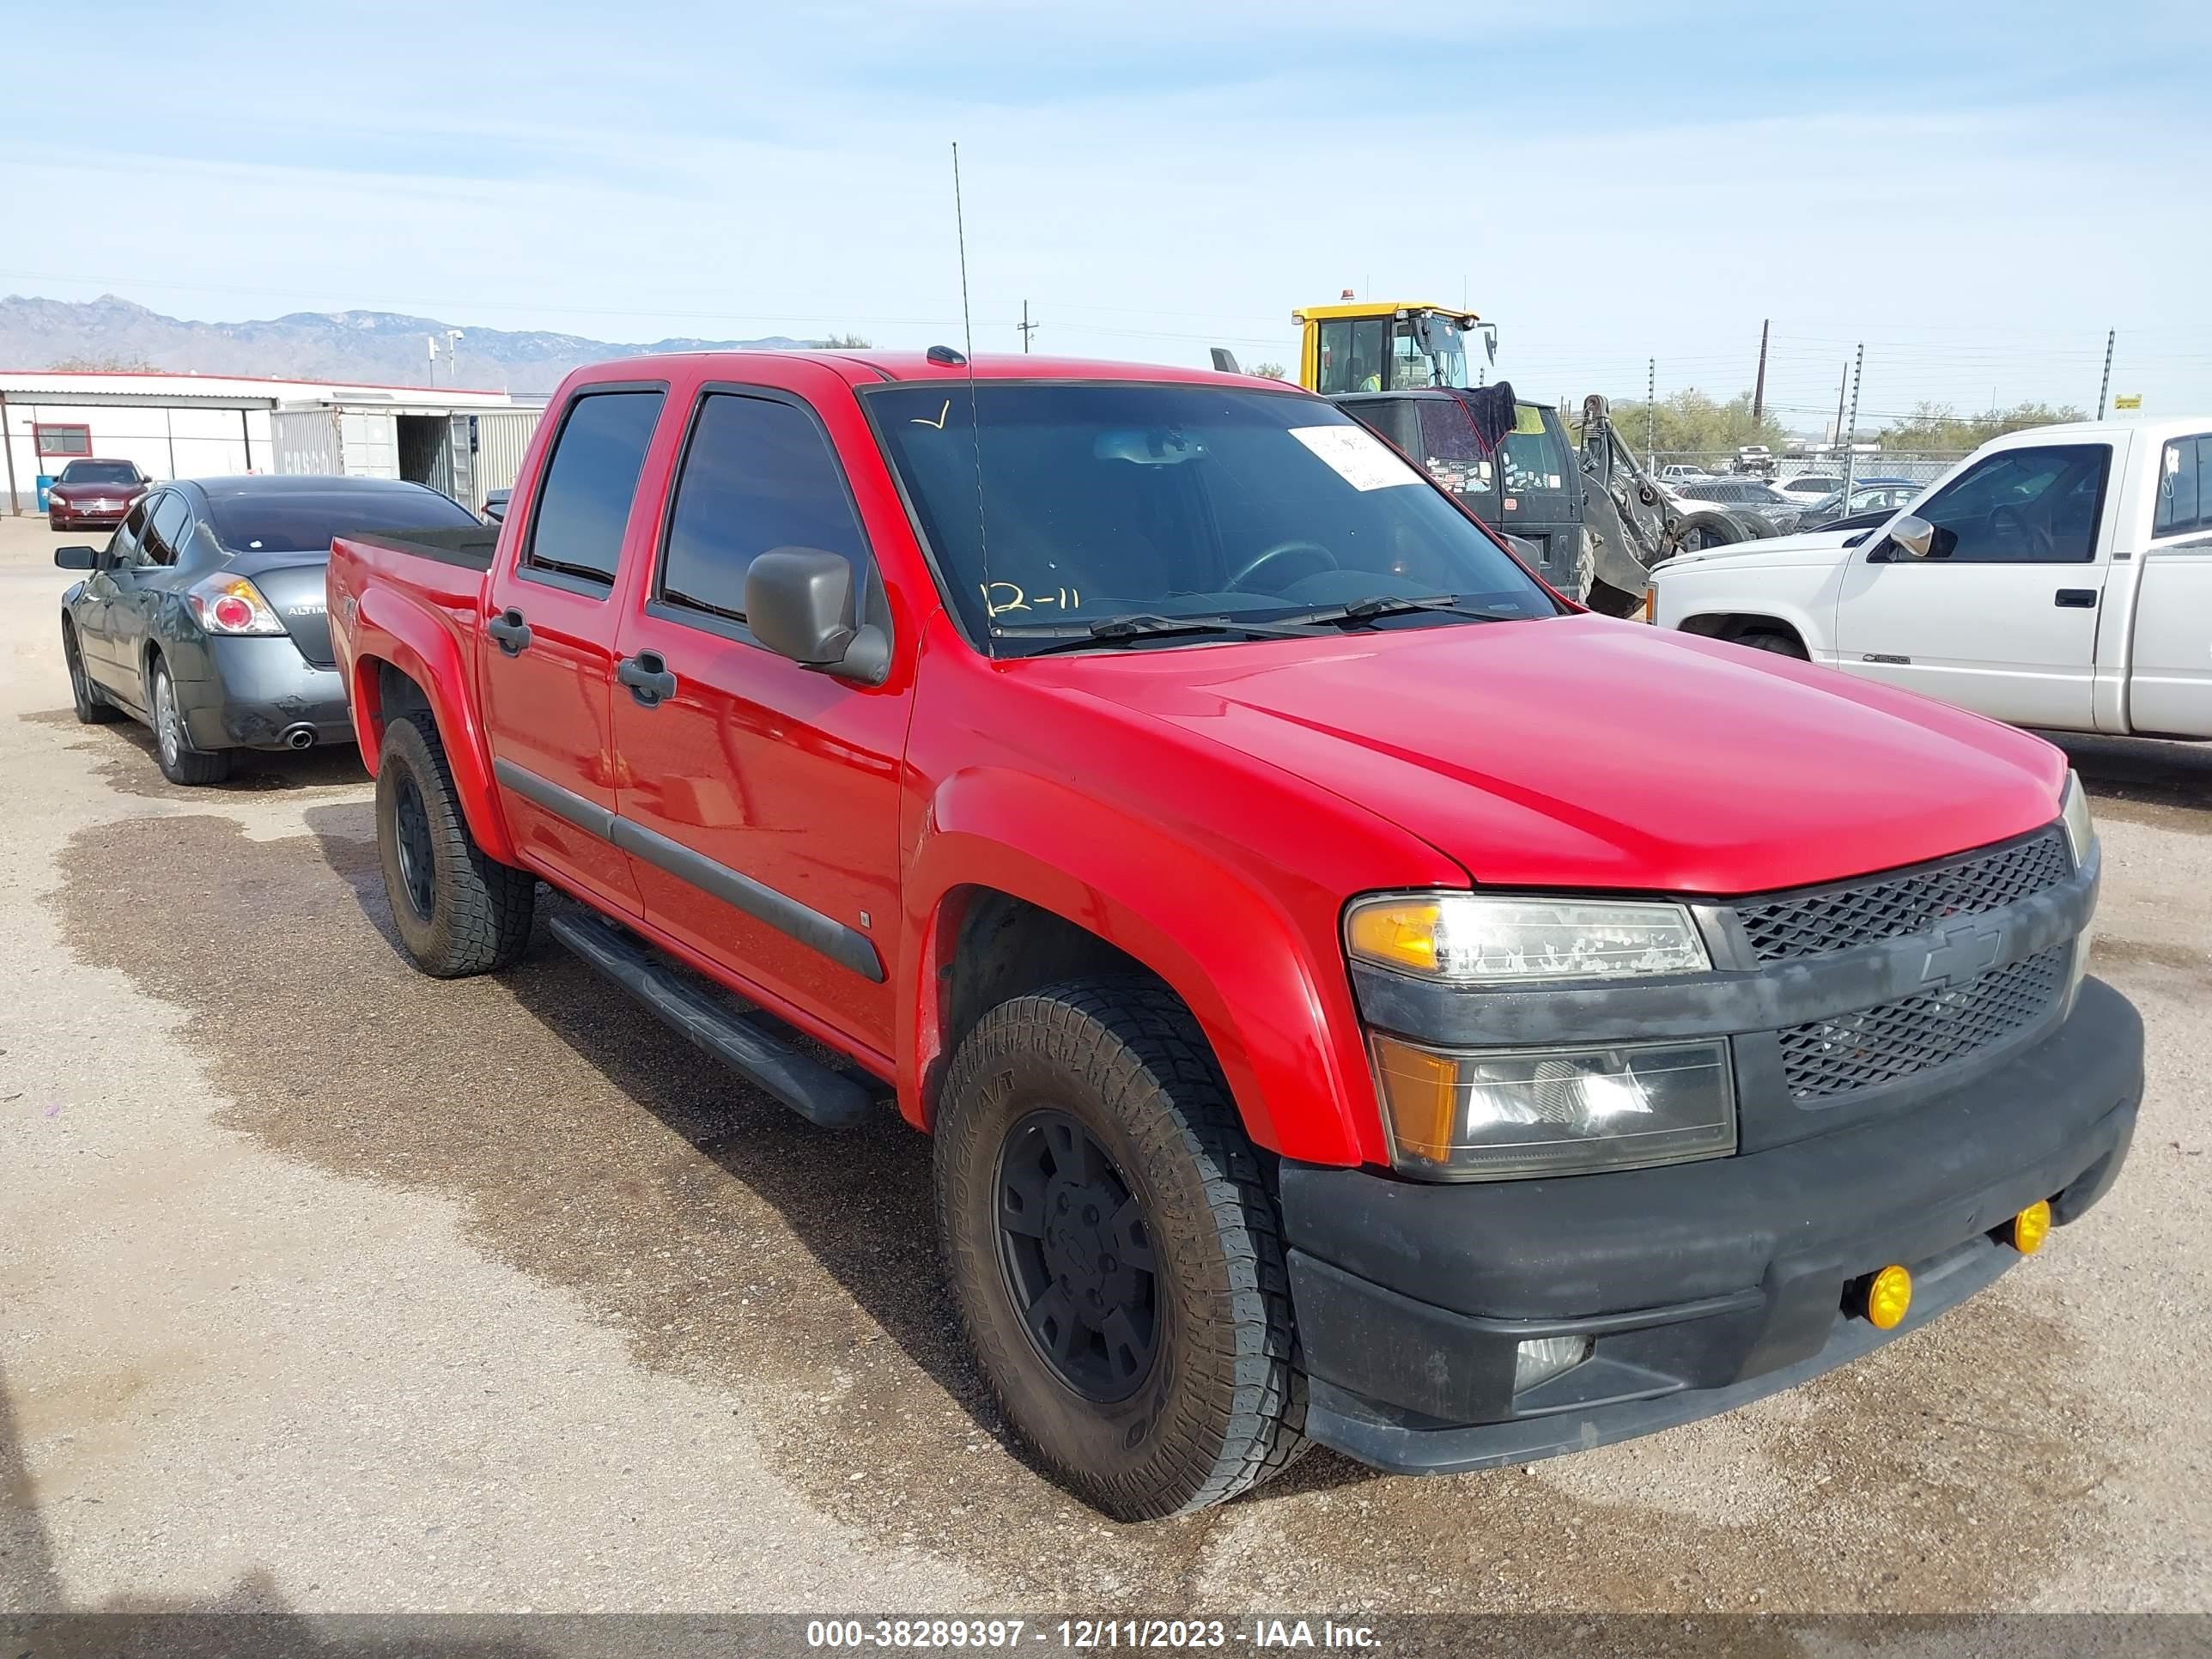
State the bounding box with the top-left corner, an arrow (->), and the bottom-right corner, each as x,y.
56,475 -> 478,785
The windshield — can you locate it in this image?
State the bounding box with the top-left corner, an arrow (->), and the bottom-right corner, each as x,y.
59,461 -> 137,484
204,487 -> 477,553
867,383 -> 1559,654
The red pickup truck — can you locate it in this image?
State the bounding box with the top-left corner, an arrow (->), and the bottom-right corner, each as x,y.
327,349 -> 2139,1521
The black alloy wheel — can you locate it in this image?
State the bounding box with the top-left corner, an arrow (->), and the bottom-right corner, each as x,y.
391,770 -> 438,923
994,1109 -> 1159,1402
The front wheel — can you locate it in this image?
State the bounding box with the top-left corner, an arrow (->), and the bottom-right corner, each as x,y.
934,980 -> 1303,1521
1735,626 -> 1809,659
149,657 -> 231,785
374,715 -> 535,976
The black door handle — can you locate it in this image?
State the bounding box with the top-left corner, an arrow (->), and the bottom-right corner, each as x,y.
487,607 -> 532,654
617,651 -> 678,707
2054,588 -> 2098,609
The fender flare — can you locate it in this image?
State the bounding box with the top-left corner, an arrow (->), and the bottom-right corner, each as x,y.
349,584 -> 518,864
897,768 -> 1384,1168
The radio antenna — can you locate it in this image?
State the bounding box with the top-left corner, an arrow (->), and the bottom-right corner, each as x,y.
951,142 -> 994,641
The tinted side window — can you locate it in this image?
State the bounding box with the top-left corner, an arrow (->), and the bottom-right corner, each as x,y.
143,493 -> 191,565
2153,434 -> 2208,537
524,390 -> 665,586
1500,408 -> 1569,493
1911,444 -> 2108,564
658,393 -> 868,622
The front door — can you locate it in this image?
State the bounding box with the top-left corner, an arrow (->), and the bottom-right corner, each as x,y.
481,385 -> 666,915
1831,441 -> 2116,728
609,383 -> 908,1059
76,498 -> 150,689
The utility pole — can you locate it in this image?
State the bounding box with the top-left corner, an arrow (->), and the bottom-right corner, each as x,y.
1018,301 -> 1039,355
1752,319 -> 1769,426
1843,343 -> 1863,497
1832,363 -> 1849,453
428,336 -> 441,386
2097,329 -> 2115,419
445,329 -> 465,387
1646,357 -> 1656,469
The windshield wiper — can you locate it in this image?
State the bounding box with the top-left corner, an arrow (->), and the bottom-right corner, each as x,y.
1263,593 -> 1526,629
994,613 -> 1316,655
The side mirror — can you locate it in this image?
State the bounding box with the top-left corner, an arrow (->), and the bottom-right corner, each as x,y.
481,489 -> 510,525
1888,514 -> 1936,560
744,547 -> 889,685
53,544 -> 99,571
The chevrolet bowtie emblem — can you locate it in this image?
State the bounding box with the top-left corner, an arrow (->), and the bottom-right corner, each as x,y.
1921,921 -> 2003,990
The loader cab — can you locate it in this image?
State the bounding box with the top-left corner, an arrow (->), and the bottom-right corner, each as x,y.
1296,301 -> 1493,395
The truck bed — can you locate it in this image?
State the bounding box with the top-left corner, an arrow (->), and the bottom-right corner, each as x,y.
341,525 -> 502,574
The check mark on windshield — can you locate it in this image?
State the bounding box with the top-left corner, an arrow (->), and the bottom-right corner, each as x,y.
911,399 -> 951,429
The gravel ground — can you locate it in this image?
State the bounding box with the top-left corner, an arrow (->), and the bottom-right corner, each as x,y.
2,513 -> 2208,1617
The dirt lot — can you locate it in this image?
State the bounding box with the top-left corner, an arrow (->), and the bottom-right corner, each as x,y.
3,510 -> 2209,1617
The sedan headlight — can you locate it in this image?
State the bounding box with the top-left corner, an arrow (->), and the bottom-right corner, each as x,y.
1346,893 -> 1710,983
1370,1034 -> 1736,1179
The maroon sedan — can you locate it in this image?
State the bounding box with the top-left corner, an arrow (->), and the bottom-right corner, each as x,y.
46,459 -> 153,530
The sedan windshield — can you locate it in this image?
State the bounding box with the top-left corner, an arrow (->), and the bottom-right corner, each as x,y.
866,384 -> 1559,655
59,461 -> 137,485
204,487 -> 477,553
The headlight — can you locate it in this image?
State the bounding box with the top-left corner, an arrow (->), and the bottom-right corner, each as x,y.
2061,769 -> 2095,868
1370,1034 -> 1736,1179
1346,893 -> 1710,983
2061,770 -> 2099,1007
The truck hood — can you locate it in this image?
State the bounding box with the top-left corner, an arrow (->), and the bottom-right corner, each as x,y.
1663,526 -> 1860,571
1034,616 -> 2065,895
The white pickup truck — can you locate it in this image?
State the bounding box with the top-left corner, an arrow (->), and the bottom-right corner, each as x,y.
1649,418 -> 2212,739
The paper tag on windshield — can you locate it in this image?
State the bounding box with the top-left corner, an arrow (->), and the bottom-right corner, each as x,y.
1288,425 -> 1420,491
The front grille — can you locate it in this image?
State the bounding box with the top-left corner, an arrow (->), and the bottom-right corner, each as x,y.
1778,946 -> 2069,1099
1735,828 -> 2069,963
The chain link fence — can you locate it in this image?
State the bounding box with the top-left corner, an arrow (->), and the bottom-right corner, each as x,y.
1645,451 -> 1967,487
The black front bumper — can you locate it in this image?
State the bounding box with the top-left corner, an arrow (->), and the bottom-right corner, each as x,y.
1279,976 -> 2141,1474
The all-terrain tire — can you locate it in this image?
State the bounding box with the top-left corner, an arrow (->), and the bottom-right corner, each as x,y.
1734,626 -> 1809,659
63,619 -> 119,724
934,979 -> 1304,1522
374,714 -> 535,977
149,656 -> 231,785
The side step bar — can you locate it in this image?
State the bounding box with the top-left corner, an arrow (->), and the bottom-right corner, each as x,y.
547,910 -> 880,1128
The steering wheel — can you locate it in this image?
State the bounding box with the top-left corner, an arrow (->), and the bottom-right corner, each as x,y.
1230,539 -> 1339,592
1987,504 -> 2053,559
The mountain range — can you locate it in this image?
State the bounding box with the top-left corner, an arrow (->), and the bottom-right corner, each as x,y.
0,294 -> 816,394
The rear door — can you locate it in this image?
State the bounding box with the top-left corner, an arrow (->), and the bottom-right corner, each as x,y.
481,383 -> 666,915
2130,430 -> 2212,737
609,374 -> 909,1057
1830,441 -> 2118,727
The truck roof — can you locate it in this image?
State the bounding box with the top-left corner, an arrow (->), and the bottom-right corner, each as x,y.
1982,415 -> 2212,445
585,349 -> 1300,392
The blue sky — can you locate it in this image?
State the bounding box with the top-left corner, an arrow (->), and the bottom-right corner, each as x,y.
6,0 -> 2209,426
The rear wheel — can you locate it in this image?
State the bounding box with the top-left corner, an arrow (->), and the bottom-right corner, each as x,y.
1674,511 -> 1746,554
374,715 -> 535,976
149,657 -> 231,785
934,980 -> 1303,1521
63,620 -> 118,724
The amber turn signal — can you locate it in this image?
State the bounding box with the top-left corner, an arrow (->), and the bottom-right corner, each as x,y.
2011,1199 -> 2053,1255
1863,1263 -> 1912,1330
